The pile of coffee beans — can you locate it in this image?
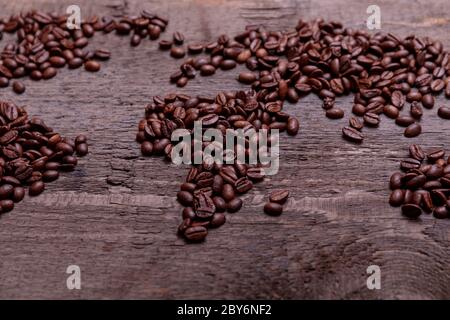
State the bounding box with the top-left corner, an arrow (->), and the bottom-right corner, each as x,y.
168,19 -> 450,141
0,10 -> 168,94
136,90 -> 300,241
0,100 -> 88,215
264,189 -> 289,216
389,144 -> 450,219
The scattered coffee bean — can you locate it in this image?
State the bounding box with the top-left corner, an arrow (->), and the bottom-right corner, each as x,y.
12,81 -> 25,94
438,106 -> 450,119
269,190 -> 289,204
264,202 -> 283,216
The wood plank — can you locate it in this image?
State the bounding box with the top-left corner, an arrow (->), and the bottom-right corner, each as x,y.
0,0 -> 450,299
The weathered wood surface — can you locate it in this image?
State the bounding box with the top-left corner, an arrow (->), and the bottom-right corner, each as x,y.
0,0 -> 450,299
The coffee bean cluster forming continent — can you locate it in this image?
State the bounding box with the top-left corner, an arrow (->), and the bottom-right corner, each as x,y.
2,10 -> 450,242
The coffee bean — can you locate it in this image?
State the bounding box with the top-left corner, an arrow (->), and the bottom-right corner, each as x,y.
409,144 -> 425,161
0,200 -> 14,213
286,117 -> 299,135
222,184 -> 235,201
352,104 -> 366,116
84,60 -> 101,72
188,43 -> 204,54
427,149 -> 445,162
94,49 -> 111,60
389,189 -> 405,207
410,102 -> 423,119
177,191 -> 193,206
401,204 -> 422,218
264,202 -> 283,216
405,174 -> 426,189
421,94 -> 435,109
210,213 -> 226,228
41,67 -> 57,79
404,123 -> 421,137
395,115 -> 415,127
12,81 -> 25,94
170,47 -> 186,59
326,108 -> 344,119
76,143 -> 88,156
238,72 -> 257,84
433,206 -> 448,219
383,105 -> 399,119
269,190 -> 289,204
390,172 -> 404,189
0,77 -> 9,87
227,198 -> 242,213
212,196 -> 227,212
400,158 -> 421,171
200,64 -> 215,76
342,126 -> 364,143
12,187 -> 25,203
363,112 -> 380,127
29,181 -> 45,196
173,32 -> 184,45
184,226 -> 207,242
438,106 -> 450,119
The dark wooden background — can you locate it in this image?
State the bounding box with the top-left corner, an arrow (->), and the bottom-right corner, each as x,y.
0,0 -> 450,299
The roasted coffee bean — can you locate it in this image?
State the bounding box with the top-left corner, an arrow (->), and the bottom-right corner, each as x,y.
43,170 -> 59,182
234,177 -> 253,193
427,149 -> 445,162
383,105 -> 399,119
76,143 -> 88,156
437,106 -> 450,119
264,202 -> 283,216
409,144 -> 425,161
389,189 -> 405,207
401,204 -> 422,218
12,187 -> 25,203
84,60 -> 101,72
210,213 -> 226,228
352,104 -> 366,116
390,172 -> 404,189
177,190 -> 193,206
0,200 -> 14,213
395,115 -> 415,127
363,112 -> 380,127
184,226 -> 207,242
170,47 -> 186,59
286,117 -> 299,135
405,174 -> 426,189
222,184 -> 235,201
238,72 -> 257,84
404,123 -> 421,138
269,190 -> 289,204
410,102 -> 423,119
173,32 -> 184,45
400,158 -> 421,171
42,67 -> 57,79
227,198 -> 243,213
349,117 -> 363,130
342,126 -> 364,143
182,207 -> 196,219
325,108 -> 344,119
433,206 -> 448,219
200,64 -> 215,76
212,196 -> 227,212
12,81 -> 25,94
29,181 -> 45,196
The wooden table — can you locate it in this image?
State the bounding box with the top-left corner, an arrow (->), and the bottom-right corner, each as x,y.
0,0 -> 449,299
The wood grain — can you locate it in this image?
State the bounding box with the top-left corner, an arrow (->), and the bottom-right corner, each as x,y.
0,0 -> 450,299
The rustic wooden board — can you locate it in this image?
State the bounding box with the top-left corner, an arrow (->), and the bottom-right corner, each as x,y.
0,0 -> 450,299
